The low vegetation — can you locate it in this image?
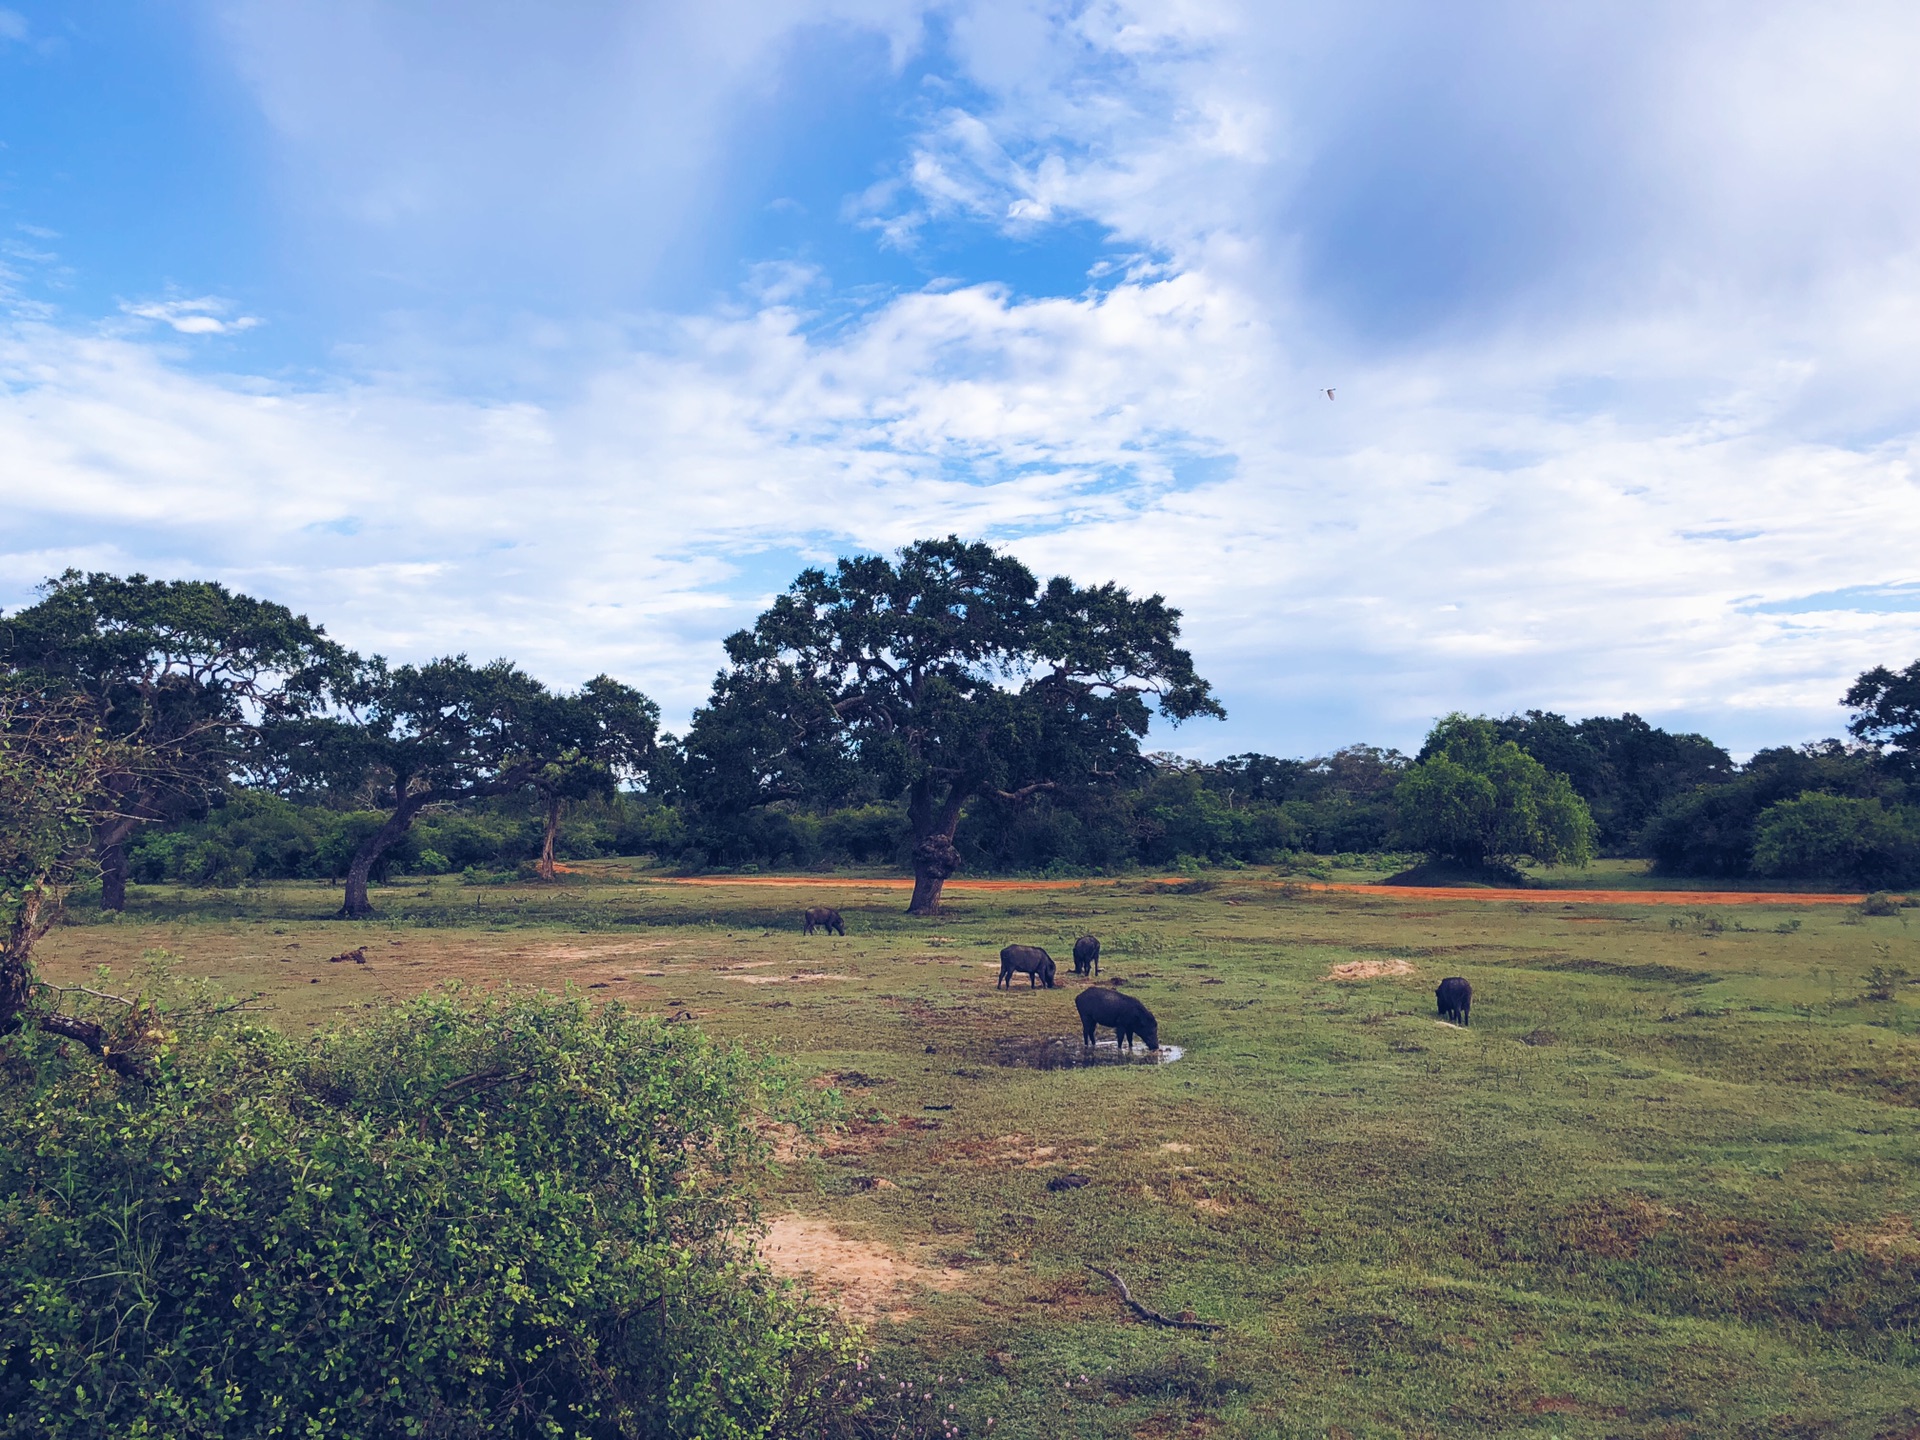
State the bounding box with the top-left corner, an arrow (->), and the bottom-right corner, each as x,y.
18,869 -> 1920,1437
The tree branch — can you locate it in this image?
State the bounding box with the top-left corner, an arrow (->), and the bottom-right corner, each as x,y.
35,1012 -> 152,1081
991,780 -> 1059,803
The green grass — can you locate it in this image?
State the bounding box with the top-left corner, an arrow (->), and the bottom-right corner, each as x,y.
37,869 -> 1920,1438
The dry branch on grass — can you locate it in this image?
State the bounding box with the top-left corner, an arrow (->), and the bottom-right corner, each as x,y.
1089,1267 -> 1223,1331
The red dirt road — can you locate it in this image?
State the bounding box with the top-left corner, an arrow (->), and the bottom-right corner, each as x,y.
639,875 -> 1868,906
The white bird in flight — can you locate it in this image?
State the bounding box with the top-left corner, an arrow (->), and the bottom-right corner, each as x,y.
1322,387 -> 1335,400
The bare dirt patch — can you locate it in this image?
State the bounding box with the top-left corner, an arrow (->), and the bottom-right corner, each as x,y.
758,1215 -> 965,1320
731,972 -> 848,985
1324,959 -> 1416,981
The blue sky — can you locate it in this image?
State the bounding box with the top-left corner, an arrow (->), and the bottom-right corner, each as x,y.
3,1 -> 1918,758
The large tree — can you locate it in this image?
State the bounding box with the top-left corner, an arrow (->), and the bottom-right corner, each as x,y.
0,572 -> 344,909
261,656 -> 611,918
685,537 -> 1222,913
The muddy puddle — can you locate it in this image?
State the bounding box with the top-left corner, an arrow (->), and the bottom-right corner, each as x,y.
983,1037 -> 1186,1070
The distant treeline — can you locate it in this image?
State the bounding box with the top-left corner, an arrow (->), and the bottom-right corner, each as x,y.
8,563 -> 1919,900
128,708 -> 1920,888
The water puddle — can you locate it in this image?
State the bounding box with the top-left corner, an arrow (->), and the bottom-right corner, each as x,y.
983,1036 -> 1186,1070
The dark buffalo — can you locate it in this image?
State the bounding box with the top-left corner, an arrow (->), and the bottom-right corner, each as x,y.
1436,976 -> 1472,1026
1072,934 -> 1101,977
998,944 -> 1057,989
1075,985 -> 1159,1051
802,907 -> 845,937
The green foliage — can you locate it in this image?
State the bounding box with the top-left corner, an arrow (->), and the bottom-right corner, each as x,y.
1646,742 -> 1908,879
1491,710 -> 1732,852
1846,654 -> 1920,769
1395,714 -> 1596,867
683,536 -> 1220,906
1752,793 -> 1920,886
0,984 -> 851,1439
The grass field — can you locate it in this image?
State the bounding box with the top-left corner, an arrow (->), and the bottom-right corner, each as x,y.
36,864 -> 1920,1438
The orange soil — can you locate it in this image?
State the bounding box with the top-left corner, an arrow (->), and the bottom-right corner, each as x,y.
643,875 -> 1868,906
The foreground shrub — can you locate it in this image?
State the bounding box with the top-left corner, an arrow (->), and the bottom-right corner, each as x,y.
0,984 -> 848,1439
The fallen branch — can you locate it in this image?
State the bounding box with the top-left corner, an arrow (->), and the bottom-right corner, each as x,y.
1088,1267 -> 1223,1331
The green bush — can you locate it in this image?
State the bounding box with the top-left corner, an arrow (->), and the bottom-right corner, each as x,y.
0,985 -> 851,1439
1395,715 -> 1596,868
1751,793 -> 1920,886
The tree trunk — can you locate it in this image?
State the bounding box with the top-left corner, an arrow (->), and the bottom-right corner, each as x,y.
907,783 -> 967,916
341,795 -> 432,919
93,818 -> 140,913
907,829 -> 962,916
1,886 -> 53,1032
537,792 -> 561,882
99,842 -> 128,912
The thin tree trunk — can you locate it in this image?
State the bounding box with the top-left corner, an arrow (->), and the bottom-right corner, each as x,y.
341,795 -> 433,919
537,791 -> 561,882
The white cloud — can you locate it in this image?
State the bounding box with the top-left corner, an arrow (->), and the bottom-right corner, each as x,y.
121,297 -> 261,335
7,241 -> 1919,754
5,1 -> 1918,758
0,9 -> 27,43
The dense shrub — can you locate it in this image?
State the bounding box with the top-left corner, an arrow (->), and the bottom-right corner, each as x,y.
1646,743 -> 1906,879
1751,793 -> 1920,886
0,984 -> 849,1439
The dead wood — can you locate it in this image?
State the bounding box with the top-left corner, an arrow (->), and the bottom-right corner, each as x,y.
1088,1266 -> 1224,1331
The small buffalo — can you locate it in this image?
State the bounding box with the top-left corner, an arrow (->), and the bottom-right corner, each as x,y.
1075,985 -> 1159,1051
1436,976 -> 1472,1027
1072,934 -> 1101,977
998,944 -> 1057,989
802,907 -> 845,937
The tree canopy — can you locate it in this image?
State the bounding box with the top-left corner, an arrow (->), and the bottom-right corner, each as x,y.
261,656 -> 654,917
1395,714 -> 1596,874
684,537 -> 1221,912
0,572 -> 344,908
1491,710 -> 1731,852
1846,657 -> 1920,771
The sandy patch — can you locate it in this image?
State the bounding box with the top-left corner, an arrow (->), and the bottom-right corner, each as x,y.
1193,1198 -> 1230,1216
1160,1142 -> 1194,1153
533,942 -> 674,961
1325,959 -> 1416,981
758,1215 -> 964,1320
732,972 -> 848,985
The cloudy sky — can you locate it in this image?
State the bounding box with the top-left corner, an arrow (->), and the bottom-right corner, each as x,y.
3,2 -> 1917,756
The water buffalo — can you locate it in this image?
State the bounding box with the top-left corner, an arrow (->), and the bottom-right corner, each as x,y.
802,907 -> 845,937
1436,976 -> 1472,1026
998,944 -> 1057,989
1072,934 -> 1101,976
1075,985 -> 1159,1051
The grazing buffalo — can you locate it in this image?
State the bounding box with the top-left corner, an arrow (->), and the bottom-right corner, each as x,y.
1436,976 -> 1472,1027
802,907 -> 845,936
998,944 -> 1057,989
1072,934 -> 1101,977
1075,985 -> 1159,1051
